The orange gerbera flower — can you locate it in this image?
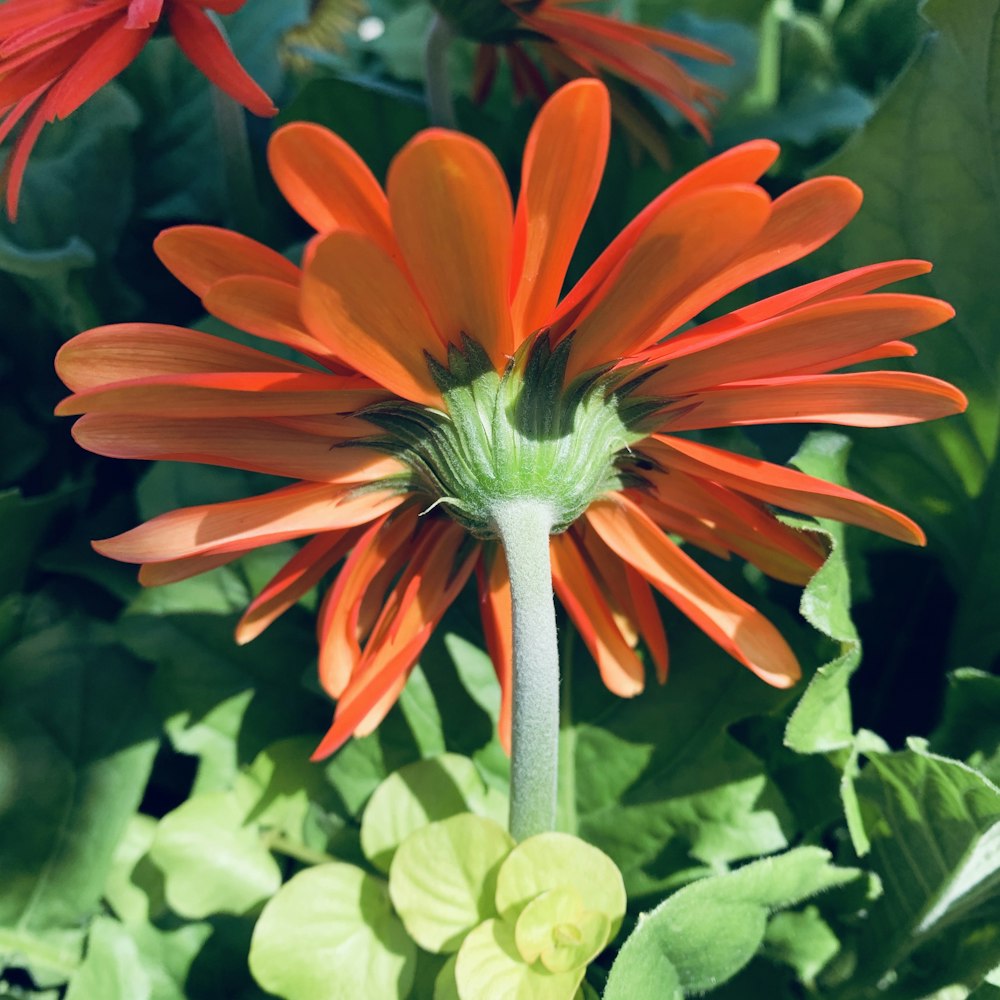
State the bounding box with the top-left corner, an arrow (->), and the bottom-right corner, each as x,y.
56,80 -> 965,760
0,0 -> 276,218
434,0 -> 729,144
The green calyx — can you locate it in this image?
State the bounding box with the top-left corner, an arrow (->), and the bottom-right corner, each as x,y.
359,333 -> 660,539
428,0 -> 543,43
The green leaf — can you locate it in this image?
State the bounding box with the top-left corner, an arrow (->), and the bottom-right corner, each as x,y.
455,919 -> 586,1000
603,847 -> 859,998
847,744 -> 1000,995
388,814 -> 514,953
931,669 -> 1000,784
103,815 -> 167,928
361,753 -> 504,873
514,888 -> 610,973
149,791 -> 282,919
762,907 -> 840,988
64,917 -> 151,1000
249,863 -> 416,1000
0,615 -> 157,983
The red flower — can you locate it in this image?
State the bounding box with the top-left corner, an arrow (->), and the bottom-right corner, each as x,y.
0,0 -> 276,218
55,81 -> 965,759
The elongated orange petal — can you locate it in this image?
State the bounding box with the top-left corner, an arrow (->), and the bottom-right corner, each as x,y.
510,79 -> 610,341
551,531 -> 645,696
477,547 -> 512,754
568,184 -> 771,375
71,413 -> 403,483
138,548 -> 246,586
0,0 -> 81,37
316,507 -> 420,697
55,325 -> 314,391
661,371 -> 968,431
94,482 -> 403,563
388,130 -> 515,363
267,122 -> 394,251
552,140 -> 779,331
236,529 -> 360,644
301,230 -> 446,406
154,226 -> 298,298
644,294 -> 954,394
168,1 -> 276,116
646,434 -> 926,545
202,276 -> 337,359
56,371 -> 383,417
586,495 -> 801,688
312,523 -> 479,759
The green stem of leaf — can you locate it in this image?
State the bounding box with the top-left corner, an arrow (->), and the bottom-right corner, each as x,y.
490,498 -> 559,841
424,12 -> 457,129
263,832 -> 336,868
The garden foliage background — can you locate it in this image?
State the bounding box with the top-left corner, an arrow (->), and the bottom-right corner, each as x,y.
1,0 -> 1000,997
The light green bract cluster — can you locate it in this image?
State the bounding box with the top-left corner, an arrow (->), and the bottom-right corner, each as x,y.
248,754 -> 625,1000
362,334 -> 659,537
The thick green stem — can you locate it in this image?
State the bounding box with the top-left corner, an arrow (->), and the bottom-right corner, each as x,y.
211,86 -> 264,239
424,12 -> 457,128
490,499 -> 559,841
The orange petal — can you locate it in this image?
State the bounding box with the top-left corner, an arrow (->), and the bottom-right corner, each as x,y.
94,482 -> 404,563
317,507 -> 420,697
647,433 -> 927,545
551,531 -> 645,696
154,226 -> 299,298
660,371 -> 968,431
55,324 -> 312,391
71,413 -> 403,483
138,548 -> 246,586
301,230 -> 447,406
644,294 -> 954,394
388,130 -> 515,363
56,370 -> 384,417
236,529 -> 360,644
585,495 -> 801,688
477,547 -> 512,755
267,122 -> 394,250
568,183 -> 771,375
510,79 -> 610,341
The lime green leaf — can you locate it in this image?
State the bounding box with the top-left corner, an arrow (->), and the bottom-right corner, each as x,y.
931,669 -> 1000,784
0,615 -> 157,983
604,847 -> 859,998
514,888 -> 610,973
762,907 -> 840,987
149,792 -> 282,919
103,815 -> 167,928
455,919 -> 586,1000
848,744 -> 1000,995
64,918 -> 150,1000
495,833 -> 626,934
389,814 -> 514,953
361,754 -> 503,872
249,863 -> 416,1000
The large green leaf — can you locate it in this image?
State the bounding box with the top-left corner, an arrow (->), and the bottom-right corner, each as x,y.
931,669 -> 1000,785
0,609 -> 158,983
842,743 -> 1000,997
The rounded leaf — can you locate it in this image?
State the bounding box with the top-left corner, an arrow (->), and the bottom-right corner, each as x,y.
455,919 -> 586,1000
249,863 -> 416,1000
149,791 -> 281,919
361,754 -> 496,873
514,888 -> 610,973
495,833 -> 626,934
389,814 -> 514,953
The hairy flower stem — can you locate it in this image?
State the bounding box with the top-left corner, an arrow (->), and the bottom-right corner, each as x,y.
424,12 -> 457,128
490,499 -> 560,841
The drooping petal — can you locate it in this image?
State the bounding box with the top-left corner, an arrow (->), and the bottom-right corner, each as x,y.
71,413 -> 404,483
642,294 -> 954,394
236,529 -> 360,644
125,0 -> 163,29
568,183 -> 771,375
154,226 -> 299,297
477,547 -> 512,754
660,371 -> 968,431
94,482 -> 403,563
586,495 -> 801,688
267,122 -> 394,250
55,324 -> 314,392
300,230 -> 446,406
510,79 -> 610,340
646,434 -> 928,545
551,531 -> 646,696
138,548 -> 246,586
388,130 -> 515,362
168,1 -> 276,116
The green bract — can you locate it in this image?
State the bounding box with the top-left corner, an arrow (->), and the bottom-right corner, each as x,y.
360,334 -> 658,537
